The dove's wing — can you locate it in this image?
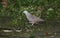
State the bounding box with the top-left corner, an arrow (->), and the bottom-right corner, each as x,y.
25,13 -> 44,22
30,15 -> 44,22
26,14 -> 36,21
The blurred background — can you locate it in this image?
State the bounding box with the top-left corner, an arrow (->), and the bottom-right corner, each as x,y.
0,0 -> 60,38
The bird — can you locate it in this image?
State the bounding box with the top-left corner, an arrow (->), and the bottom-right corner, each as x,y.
23,10 -> 44,25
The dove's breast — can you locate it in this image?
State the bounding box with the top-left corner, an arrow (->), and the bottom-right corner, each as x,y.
26,15 -> 35,21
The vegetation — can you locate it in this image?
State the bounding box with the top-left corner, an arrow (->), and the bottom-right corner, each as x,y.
0,0 -> 60,38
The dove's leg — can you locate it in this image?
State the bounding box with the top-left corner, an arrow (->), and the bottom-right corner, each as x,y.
32,22 -> 35,26
32,23 -> 34,25
29,22 -> 35,25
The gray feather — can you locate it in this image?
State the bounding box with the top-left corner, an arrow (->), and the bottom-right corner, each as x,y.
23,10 -> 44,25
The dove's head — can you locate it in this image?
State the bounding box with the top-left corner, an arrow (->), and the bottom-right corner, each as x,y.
23,10 -> 28,14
